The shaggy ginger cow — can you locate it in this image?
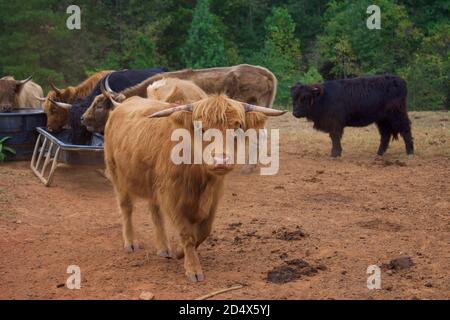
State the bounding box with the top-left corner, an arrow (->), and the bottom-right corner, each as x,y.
104,94 -> 285,282
40,70 -> 113,132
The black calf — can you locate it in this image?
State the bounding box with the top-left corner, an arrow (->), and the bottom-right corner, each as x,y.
291,75 -> 414,157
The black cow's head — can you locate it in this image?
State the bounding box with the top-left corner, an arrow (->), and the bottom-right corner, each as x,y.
290,82 -> 323,118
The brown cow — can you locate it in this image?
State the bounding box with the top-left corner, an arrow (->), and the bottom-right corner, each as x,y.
83,78 -> 208,132
81,64 -> 277,134
104,93 -> 284,282
0,76 -> 43,112
40,70 -> 113,132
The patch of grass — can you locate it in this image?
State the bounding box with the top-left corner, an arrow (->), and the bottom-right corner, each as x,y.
0,136 -> 16,162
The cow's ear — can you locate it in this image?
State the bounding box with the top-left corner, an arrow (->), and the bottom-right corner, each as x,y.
311,85 -> 323,97
14,82 -> 26,94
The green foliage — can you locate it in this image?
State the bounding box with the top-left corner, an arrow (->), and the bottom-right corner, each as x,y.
0,137 -> 16,162
299,66 -> 323,84
320,0 -> 422,74
181,0 -> 226,68
0,0 -> 447,110
399,53 -> 446,111
328,37 -> 360,78
398,23 -> 449,110
254,7 -> 301,105
126,32 -> 157,69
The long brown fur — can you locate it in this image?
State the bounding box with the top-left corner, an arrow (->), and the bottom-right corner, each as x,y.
104,93 -> 268,281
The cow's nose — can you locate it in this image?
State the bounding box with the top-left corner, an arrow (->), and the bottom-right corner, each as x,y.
213,154 -> 231,167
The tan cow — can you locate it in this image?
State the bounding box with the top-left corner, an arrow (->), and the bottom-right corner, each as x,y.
0,76 -> 43,111
81,64 -> 277,134
146,78 -> 208,104
104,93 -> 285,282
40,70 -> 113,132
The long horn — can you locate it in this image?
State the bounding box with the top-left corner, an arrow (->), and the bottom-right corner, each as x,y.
108,95 -> 122,109
243,103 -> 287,116
50,83 -> 62,94
18,76 -> 33,85
100,81 -> 109,98
104,75 -> 116,95
33,94 -> 46,102
48,98 -> 71,109
148,104 -> 193,118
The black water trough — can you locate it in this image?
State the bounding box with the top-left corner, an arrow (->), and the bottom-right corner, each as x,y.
0,108 -> 46,161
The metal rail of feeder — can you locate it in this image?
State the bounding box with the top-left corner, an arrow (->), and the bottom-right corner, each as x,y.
30,127 -> 104,187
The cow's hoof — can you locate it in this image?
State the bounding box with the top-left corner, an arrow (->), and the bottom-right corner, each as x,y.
407,154 -> 414,160
157,250 -> 172,259
186,273 -> 205,283
124,243 -> 139,253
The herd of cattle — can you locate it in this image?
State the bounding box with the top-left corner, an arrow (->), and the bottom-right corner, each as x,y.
0,64 -> 415,282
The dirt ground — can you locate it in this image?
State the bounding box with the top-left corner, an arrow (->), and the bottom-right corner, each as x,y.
0,111 -> 449,300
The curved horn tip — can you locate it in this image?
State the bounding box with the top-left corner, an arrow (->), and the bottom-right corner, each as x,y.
50,82 -> 62,93
243,103 -> 287,116
18,76 -> 32,85
22,75 -> 33,82
109,96 -> 121,109
48,98 -> 71,109
105,75 -> 116,94
33,94 -> 46,102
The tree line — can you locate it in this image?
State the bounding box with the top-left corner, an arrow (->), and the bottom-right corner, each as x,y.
0,0 -> 448,110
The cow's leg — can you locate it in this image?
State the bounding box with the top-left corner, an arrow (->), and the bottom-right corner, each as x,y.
376,120 -> 392,156
173,217 -> 204,282
196,210 -> 217,248
390,112 -> 414,156
399,120 -> 414,156
117,192 -> 138,253
329,128 -> 343,158
149,203 -> 171,258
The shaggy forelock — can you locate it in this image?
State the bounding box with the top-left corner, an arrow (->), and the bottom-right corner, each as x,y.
192,94 -> 245,128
